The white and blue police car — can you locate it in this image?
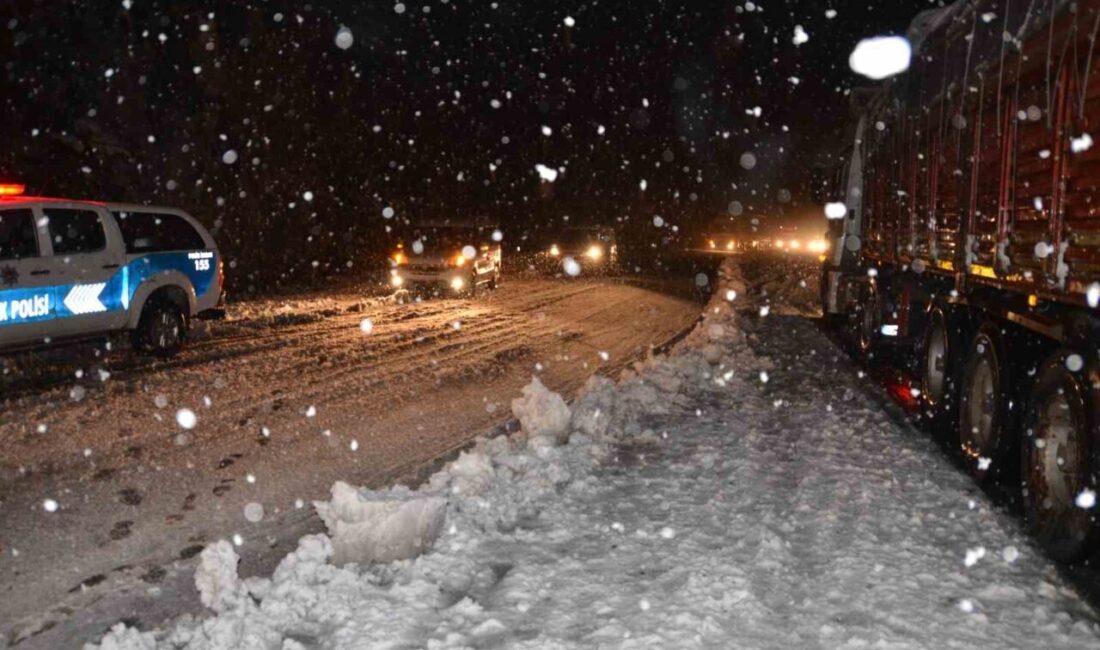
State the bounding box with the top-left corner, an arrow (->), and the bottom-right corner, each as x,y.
0,183 -> 223,358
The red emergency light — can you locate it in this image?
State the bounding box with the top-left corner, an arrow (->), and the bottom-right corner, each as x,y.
0,183 -> 26,196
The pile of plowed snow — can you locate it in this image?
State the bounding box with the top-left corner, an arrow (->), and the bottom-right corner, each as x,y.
88,267 -> 751,650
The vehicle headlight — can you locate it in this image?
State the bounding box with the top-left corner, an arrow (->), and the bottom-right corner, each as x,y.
452,253 -> 467,267
586,245 -> 604,260
790,240 -> 802,250
808,239 -> 828,254
391,274 -> 405,287
726,240 -> 735,251
450,277 -> 465,291
392,251 -> 407,265
549,244 -> 561,257
708,240 -> 716,249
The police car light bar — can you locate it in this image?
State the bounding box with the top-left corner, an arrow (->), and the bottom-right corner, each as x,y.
0,183 -> 26,196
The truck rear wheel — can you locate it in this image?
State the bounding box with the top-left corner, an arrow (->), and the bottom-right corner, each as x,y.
1022,351 -> 1097,561
959,325 -> 1010,481
920,305 -> 959,439
132,297 -> 187,358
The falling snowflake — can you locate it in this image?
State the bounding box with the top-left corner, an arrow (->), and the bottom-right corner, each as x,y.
849,36 -> 912,80
176,408 -> 197,430
334,26 -> 354,50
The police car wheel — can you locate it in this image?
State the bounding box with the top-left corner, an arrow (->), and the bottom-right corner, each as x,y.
134,299 -> 187,358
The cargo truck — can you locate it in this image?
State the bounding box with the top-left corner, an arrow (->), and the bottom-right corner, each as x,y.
821,0 -> 1100,560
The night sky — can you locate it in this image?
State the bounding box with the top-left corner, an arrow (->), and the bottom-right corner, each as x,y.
0,0 -> 936,289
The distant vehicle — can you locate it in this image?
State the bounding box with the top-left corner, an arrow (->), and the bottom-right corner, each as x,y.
389,223 -> 501,297
545,227 -> 618,273
701,228 -> 826,255
703,233 -> 740,253
0,184 -> 223,358
821,0 -> 1100,560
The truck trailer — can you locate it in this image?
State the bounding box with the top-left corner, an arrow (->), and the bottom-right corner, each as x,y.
822,0 -> 1100,560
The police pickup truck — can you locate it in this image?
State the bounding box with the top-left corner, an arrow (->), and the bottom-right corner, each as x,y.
0,184 -> 222,358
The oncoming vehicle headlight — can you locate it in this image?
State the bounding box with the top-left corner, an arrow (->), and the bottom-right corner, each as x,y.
808,239 -> 828,254
391,274 -> 405,287
708,239 -> 716,249
450,277 -> 465,291
726,240 -> 735,251
789,240 -> 802,251
392,251 -> 407,265
549,244 -> 561,257
586,245 -> 604,260
452,253 -> 467,267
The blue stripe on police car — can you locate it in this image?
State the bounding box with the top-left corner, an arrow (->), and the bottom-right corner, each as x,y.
0,250 -> 217,327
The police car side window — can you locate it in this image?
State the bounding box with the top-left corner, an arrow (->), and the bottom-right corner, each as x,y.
0,209 -> 38,260
115,212 -> 205,253
44,209 -> 106,255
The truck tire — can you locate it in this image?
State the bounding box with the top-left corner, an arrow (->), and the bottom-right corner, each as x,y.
958,324 -> 1011,481
1022,350 -> 1097,561
920,305 -> 960,439
857,284 -> 880,355
132,297 -> 187,358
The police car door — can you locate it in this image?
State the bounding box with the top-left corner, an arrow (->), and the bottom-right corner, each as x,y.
41,205 -> 126,337
0,206 -> 61,346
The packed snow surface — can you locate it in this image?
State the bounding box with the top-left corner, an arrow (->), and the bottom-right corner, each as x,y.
88,262 -> 1100,649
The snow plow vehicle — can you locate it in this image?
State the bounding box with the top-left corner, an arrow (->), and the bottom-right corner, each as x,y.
0,184 -> 222,358
822,0 -> 1100,560
389,222 -> 502,297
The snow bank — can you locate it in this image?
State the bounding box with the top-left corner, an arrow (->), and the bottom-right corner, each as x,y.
510,375 -> 572,445
313,481 -> 446,566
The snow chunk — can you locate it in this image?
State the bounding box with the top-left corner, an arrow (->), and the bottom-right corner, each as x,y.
85,623 -> 157,650
447,449 -> 496,495
849,36 -> 912,80
512,376 -> 572,444
195,540 -> 241,613
271,534 -> 333,585
314,481 -> 446,566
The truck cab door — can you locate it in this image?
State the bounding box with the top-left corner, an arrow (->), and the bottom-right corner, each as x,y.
41,205 -> 126,337
0,207 -> 61,347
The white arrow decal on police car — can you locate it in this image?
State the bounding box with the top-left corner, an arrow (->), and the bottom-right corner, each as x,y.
63,283 -> 108,315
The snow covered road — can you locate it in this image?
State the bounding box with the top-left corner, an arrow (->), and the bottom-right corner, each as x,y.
0,278 -> 700,648
80,260 -> 1100,649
